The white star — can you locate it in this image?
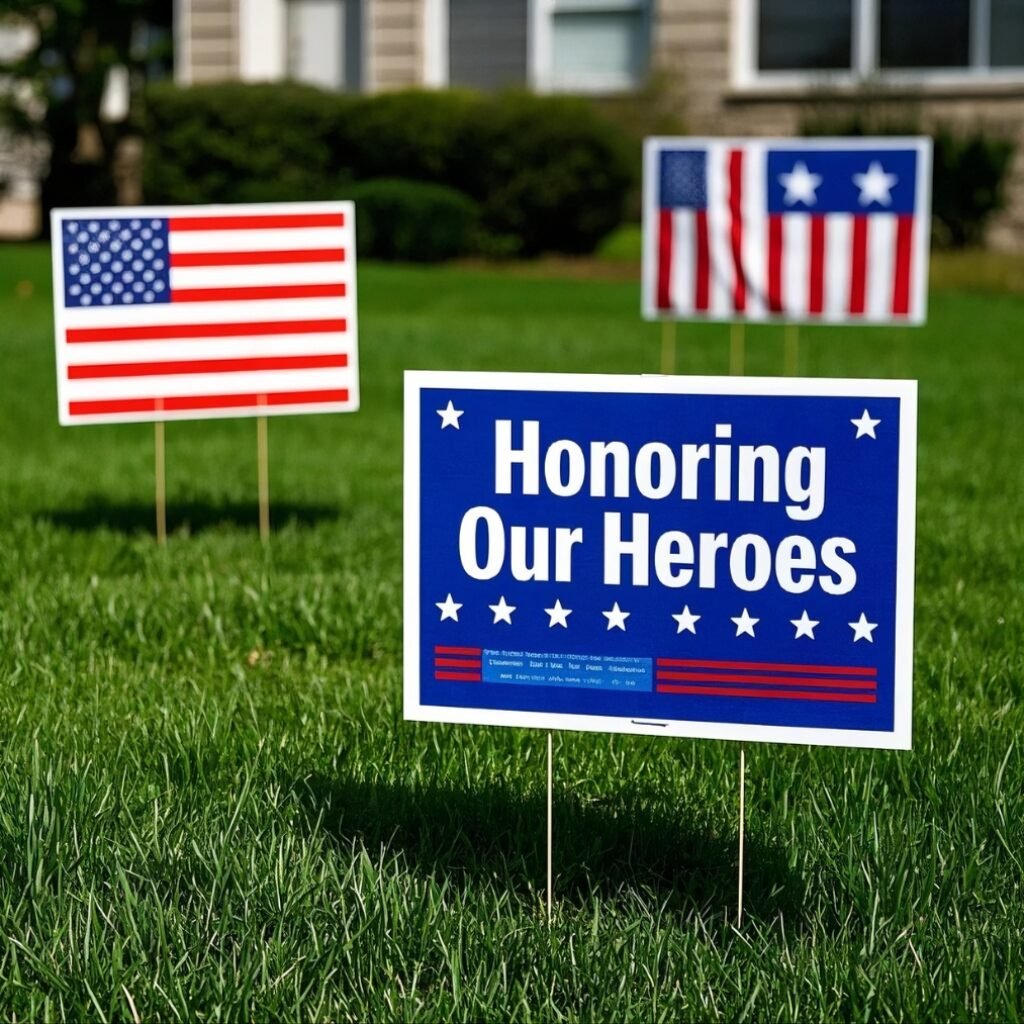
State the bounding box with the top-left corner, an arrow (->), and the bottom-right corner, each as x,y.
778,160 -> 822,206
544,599 -> 572,628
602,601 -> 630,631
489,595 -> 516,624
853,161 -> 898,207
731,608 -> 759,638
435,593 -> 462,621
851,408 -> 881,439
791,610 -> 820,639
671,605 -> 701,635
436,400 -> 464,429
849,613 -> 878,643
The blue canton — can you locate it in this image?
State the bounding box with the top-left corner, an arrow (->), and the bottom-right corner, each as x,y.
659,150 -> 707,210
61,217 -> 172,308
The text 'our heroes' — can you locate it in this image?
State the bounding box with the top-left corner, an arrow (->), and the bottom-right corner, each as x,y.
457,419 -> 859,595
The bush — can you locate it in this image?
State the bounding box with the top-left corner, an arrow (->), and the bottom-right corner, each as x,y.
142,84 -> 633,258
800,102 -> 1015,249
346,178 -> 479,262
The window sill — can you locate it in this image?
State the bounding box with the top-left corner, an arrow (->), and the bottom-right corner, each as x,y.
727,72 -> 1024,103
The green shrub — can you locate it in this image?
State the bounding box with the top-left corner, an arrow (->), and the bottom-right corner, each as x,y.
347,178 -> 479,262
800,103 -> 1015,249
142,84 -> 633,258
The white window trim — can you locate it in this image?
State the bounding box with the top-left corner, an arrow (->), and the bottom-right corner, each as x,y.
731,0 -> 1024,92
423,0 -> 648,94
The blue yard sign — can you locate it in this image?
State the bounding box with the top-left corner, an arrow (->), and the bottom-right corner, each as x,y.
404,372 -> 916,749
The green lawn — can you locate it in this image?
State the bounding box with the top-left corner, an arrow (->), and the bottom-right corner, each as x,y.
1,242 -> 1022,1022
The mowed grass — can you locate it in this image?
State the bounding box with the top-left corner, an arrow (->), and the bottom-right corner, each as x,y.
0,241 -> 1022,1023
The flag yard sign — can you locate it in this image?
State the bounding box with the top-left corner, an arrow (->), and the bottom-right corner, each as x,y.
643,137 -> 932,325
405,372 -> 916,749
50,202 -> 358,424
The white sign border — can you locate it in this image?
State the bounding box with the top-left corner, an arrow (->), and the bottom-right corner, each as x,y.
404,370 -> 916,750
641,135 -> 933,327
50,200 -> 360,426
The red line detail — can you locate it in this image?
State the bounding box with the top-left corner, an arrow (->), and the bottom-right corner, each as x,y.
68,388 -> 349,416
656,209 -> 673,310
434,671 -> 482,682
767,213 -> 783,313
68,353 -> 348,380
656,684 -> 876,704
171,282 -> 347,303
66,318 -> 347,344
695,210 -> 710,311
849,215 -> 868,314
655,658 -> 876,677
168,213 -> 344,231
655,671 -> 876,691
809,214 -> 826,314
434,646 -> 482,656
170,248 -> 345,267
434,658 -> 482,669
728,149 -> 745,312
892,214 -> 913,316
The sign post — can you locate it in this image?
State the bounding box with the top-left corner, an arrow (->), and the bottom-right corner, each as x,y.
406,371 -> 917,910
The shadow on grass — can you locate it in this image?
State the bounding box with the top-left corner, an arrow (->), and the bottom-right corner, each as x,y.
39,497 -> 342,536
293,771 -> 806,924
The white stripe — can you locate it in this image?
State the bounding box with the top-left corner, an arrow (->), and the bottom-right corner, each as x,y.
63,334 -> 352,367
65,366 -> 353,402
740,142 -> 767,319
705,143 -> 732,317
669,209 -> 695,313
63,297 -> 351,330
168,263 -> 349,288
865,214 -> 896,322
169,226 -> 347,254
781,213 -> 810,318
823,213 -> 852,320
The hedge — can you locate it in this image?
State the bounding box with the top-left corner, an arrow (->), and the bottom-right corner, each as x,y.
142,84 -> 634,258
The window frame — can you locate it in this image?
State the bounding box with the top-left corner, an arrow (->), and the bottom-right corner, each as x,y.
732,0 -> 1024,91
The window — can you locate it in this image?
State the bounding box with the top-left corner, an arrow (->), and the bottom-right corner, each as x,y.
286,0 -> 362,91
426,0 -> 651,93
740,0 -> 1024,84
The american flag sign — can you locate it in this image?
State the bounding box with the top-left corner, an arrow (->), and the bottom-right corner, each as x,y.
643,137 -> 932,325
50,202 -> 358,425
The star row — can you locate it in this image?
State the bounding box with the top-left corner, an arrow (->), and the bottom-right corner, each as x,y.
779,160 -> 899,207
438,400 -> 882,440
435,594 -> 878,642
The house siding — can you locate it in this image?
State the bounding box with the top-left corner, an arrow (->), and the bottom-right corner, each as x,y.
367,0 -> 423,91
181,0 -> 240,82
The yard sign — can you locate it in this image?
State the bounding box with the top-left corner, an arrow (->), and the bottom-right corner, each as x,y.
643,137 -> 932,325
405,372 -> 916,749
50,202 -> 358,424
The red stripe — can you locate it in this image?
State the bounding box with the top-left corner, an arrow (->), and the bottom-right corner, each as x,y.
767,214 -> 783,313
171,282 -> 346,303
892,214 -> 913,316
434,658 -> 482,669
67,318 -> 346,344
728,149 -> 745,312
67,353 -> 348,380
656,685 -> 876,704
655,671 -> 876,691
849,215 -> 868,314
656,209 -> 673,310
695,210 -> 710,311
68,388 -> 349,416
434,671 -> 482,682
169,213 -> 344,231
434,646 -> 482,656
655,658 -> 876,677
808,214 -> 826,314
170,248 -> 345,267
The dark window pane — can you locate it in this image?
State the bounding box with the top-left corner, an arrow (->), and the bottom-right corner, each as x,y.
758,0 -> 853,71
449,0 -> 528,89
879,0 -> 970,68
992,0 -> 1024,66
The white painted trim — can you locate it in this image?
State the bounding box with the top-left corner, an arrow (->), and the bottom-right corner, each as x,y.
404,369 -> 917,751
529,0 -> 553,91
853,0 -> 875,79
423,0 -> 449,86
239,0 -> 287,81
730,0 -> 756,90
972,0 -> 991,70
